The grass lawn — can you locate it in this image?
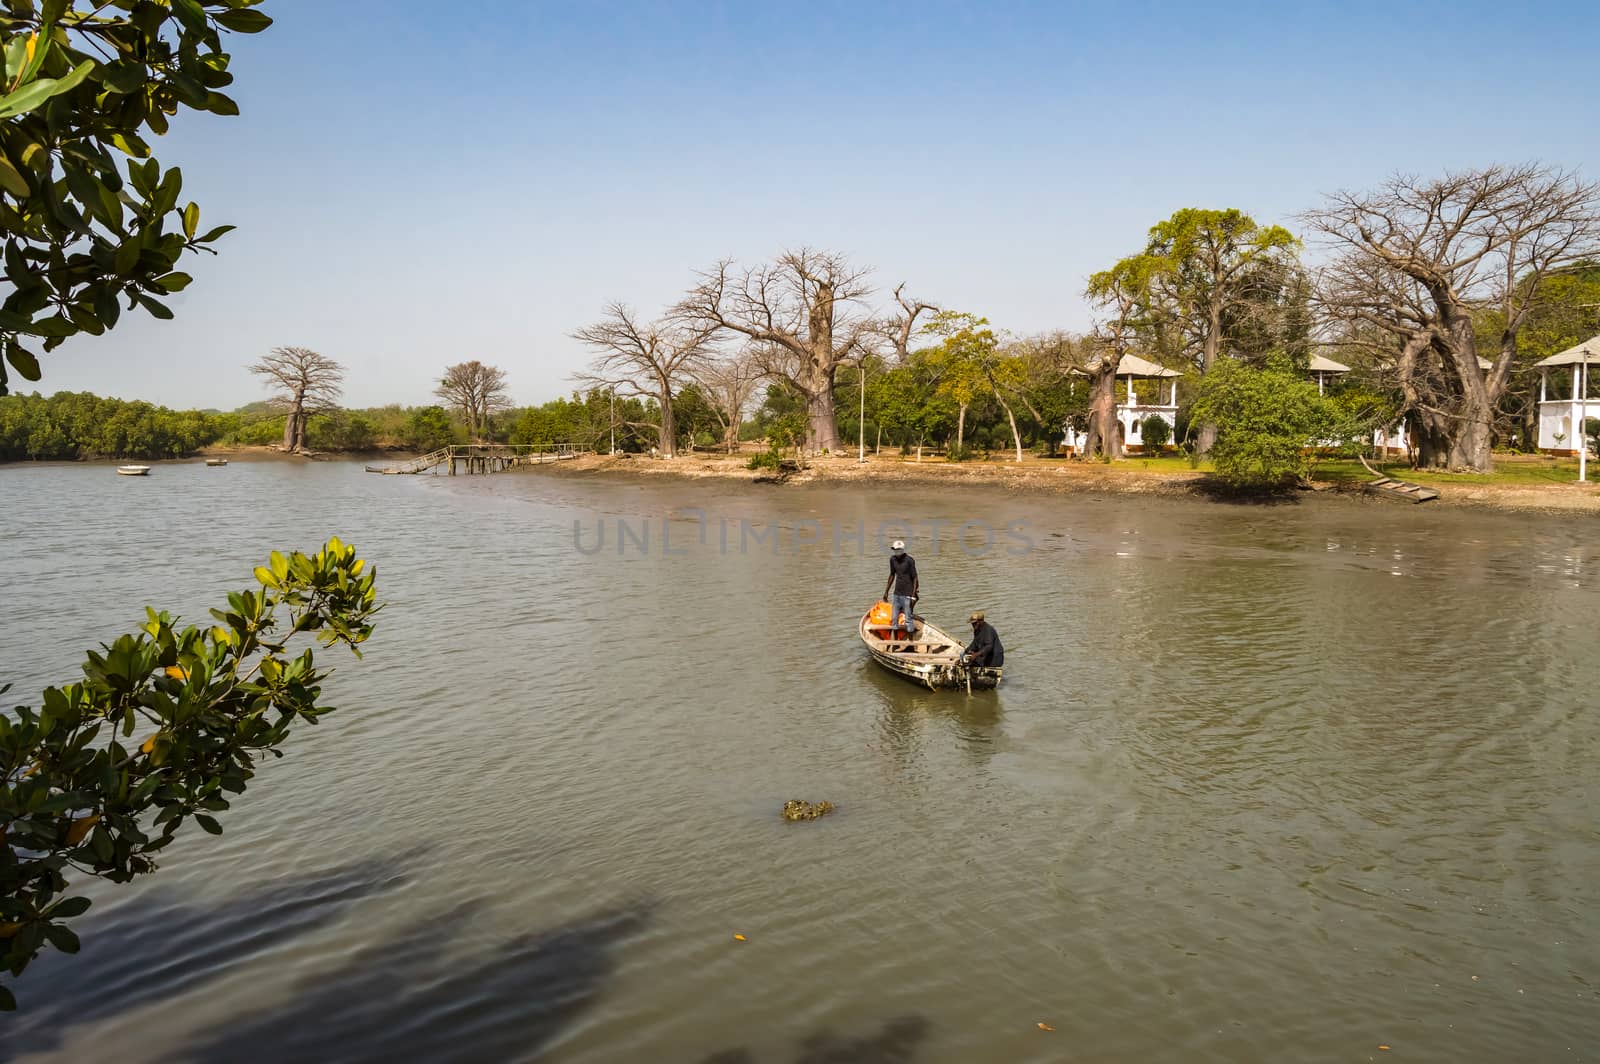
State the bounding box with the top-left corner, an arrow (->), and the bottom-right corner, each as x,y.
1311,453 -> 1592,487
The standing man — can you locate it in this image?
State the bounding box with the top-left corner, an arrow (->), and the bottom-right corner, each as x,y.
962,611 -> 1003,668
883,539 -> 919,640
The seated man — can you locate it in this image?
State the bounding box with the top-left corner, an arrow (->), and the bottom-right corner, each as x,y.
962,611 -> 1003,668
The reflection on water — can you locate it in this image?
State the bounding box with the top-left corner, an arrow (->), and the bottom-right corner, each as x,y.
1,459 -> 1598,1063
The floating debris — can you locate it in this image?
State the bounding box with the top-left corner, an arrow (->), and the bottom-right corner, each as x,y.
733,933 -> 747,942
1037,1023 -> 1055,1032
782,800 -> 835,822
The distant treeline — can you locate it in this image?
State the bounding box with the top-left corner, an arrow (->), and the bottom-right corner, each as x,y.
0,390 -> 681,461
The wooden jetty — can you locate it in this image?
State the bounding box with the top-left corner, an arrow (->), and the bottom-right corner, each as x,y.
365,443 -> 585,475
1364,475 -> 1439,503
1358,455 -> 1439,503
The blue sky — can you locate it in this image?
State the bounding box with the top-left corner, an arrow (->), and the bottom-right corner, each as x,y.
39,0 -> 1600,409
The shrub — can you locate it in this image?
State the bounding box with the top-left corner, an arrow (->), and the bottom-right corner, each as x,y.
1139,415 -> 1172,450
1190,357 -> 1325,491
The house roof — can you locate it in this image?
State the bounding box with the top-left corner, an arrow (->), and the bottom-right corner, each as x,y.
1308,354 -> 1351,373
1534,334 -> 1600,367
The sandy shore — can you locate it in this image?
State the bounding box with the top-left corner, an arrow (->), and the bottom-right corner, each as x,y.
520,450 -> 1600,515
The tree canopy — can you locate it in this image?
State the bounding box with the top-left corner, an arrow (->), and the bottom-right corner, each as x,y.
0,0 -> 272,394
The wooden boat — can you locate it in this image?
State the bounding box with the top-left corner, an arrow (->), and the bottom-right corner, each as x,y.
205,458 -> 228,467
116,465 -> 151,476
859,604 -> 1002,691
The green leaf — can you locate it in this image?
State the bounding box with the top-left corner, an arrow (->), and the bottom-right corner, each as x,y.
135,294 -> 174,320
196,224 -> 235,243
0,155 -> 29,197
5,344 -> 41,381
0,61 -> 95,121
172,0 -> 210,34
194,813 -> 222,835
43,924 -> 80,954
0,984 -> 14,1011
48,896 -> 92,920
155,272 -> 192,292
99,61 -> 145,94
182,202 -> 199,239
214,8 -> 273,32
203,91 -> 240,116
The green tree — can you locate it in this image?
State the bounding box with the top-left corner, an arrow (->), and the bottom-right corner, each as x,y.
1190,357 -> 1325,490
1141,208 -> 1300,453
0,0 -> 273,394
0,539 -> 379,1009
405,405 -> 455,452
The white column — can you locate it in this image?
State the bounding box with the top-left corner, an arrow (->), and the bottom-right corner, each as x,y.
1540,370 -> 1547,403
1126,377 -> 1135,404
1169,380 -> 1177,405
1574,366 -> 1581,400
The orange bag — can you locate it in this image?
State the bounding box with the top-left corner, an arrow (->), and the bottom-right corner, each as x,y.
867,600 -> 894,626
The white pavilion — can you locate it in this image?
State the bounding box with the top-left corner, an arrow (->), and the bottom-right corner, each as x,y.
1533,334 -> 1599,455
1060,354 -> 1181,454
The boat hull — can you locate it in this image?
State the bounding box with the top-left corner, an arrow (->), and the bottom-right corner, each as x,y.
858,611 -> 1002,691
116,465 -> 150,476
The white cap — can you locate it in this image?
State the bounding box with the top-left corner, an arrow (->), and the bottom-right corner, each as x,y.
891,540 -> 906,551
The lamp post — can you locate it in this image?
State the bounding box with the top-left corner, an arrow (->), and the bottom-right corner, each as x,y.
858,357 -> 867,464
1580,354 -> 1589,483
609,387 -> 616,455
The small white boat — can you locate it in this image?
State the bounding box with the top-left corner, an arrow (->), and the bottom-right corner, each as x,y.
116,465 -> 151,476
859,603 -> 1002,691
205,458 -> 228,467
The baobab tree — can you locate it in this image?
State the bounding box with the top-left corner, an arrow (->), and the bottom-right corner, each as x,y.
1083,253 -> 1162,460
248,346 -> 345,453
434,361 -> 510,441
1306,165 -> 1600,471
677,249 -> 877,453
573,303 -> 718,458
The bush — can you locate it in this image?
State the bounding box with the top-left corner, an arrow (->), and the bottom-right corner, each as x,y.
1190,358 -> 1325,491
945,444 -> 974,463
1139,415 -> 1172,450
406,406 -> 456,451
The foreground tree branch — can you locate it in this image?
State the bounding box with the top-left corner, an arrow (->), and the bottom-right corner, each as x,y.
0,538 -> 381,1011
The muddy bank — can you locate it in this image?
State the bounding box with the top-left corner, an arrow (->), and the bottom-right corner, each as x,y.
519,451 -> 1600,515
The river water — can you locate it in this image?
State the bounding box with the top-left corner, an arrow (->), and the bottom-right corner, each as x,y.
0,459 -> 1596,1063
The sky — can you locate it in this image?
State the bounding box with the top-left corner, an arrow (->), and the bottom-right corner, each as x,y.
33,0 -> 1600,410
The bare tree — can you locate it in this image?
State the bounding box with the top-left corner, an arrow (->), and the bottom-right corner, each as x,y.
573,304 -> 718,458
248,346 -> 345,453
677,248 -> 874,453
692,346 -> 764,453
1306,165 -> 1600,470
434,361 -> 510,441
877,283 -> 940,360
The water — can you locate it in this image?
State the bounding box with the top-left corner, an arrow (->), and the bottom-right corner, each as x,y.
1,459 -> 1597,1063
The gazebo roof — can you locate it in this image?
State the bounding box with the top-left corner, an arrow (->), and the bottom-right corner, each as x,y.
1534,334 -> 1600,367
1308,354 -> 1350,373
1115,354 -> 1182,379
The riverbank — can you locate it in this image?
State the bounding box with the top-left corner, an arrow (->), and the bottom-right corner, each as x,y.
523,450 -> 1600,514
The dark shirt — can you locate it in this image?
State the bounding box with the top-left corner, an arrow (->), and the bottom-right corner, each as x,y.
887,554 -> 918,596
964,622 -> 1003,667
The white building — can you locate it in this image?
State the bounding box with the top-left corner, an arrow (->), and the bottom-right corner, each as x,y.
1061,354 -> 1182,454
1533,335 -> 1599,455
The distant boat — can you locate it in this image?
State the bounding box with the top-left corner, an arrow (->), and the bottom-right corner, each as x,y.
859,603 -> 1002,691
205,458 -> 228,466
116,465 -> 151,476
